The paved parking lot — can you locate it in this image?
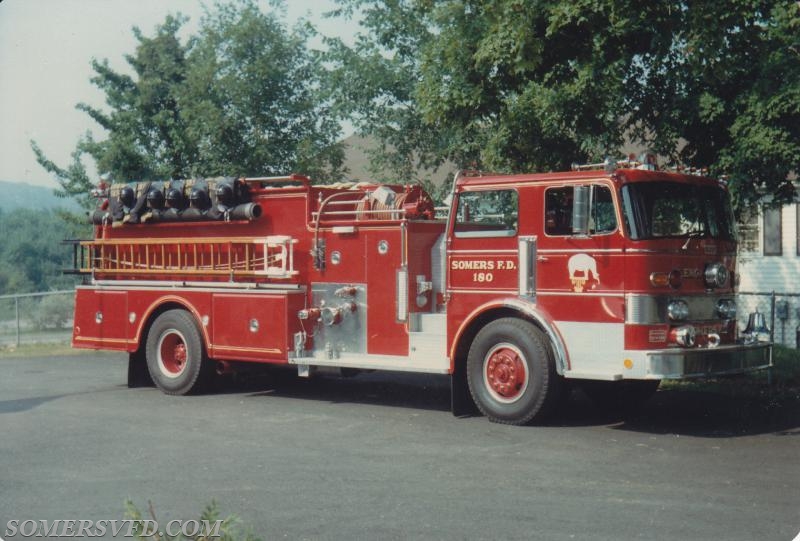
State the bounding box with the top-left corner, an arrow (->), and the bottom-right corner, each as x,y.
1,353 -> 798,540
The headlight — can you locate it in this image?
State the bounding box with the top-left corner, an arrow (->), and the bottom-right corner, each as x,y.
667,300 -> 690,321
716,298 -> 737,319
704,262 -> 729,288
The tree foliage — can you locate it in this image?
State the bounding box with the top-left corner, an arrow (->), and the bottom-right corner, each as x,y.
33,0 -> 345,209
0,209 -> 86,295
627,1 -> 800,211
327,0 -> 800,210
183,2 -> 344,178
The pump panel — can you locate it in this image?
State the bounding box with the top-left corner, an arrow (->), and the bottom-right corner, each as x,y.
309,283 -> 367,361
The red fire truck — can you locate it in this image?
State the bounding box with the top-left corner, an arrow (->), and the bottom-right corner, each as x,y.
69,162 -> 771,424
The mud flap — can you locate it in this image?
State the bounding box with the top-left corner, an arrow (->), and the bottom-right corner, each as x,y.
127,349 -> 154,388
451,361 -> 479,417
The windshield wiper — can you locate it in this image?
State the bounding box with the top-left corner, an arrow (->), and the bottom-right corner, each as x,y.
681,230 -> 706,250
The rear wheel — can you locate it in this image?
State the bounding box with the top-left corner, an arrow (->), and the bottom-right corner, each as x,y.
467,318 -> 563,425
145,309 -> 212,395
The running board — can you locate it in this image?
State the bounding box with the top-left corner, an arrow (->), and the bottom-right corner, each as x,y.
291,352 -> 450,375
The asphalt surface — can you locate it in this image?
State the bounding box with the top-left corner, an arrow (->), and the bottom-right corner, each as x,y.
1,353 -> 798,540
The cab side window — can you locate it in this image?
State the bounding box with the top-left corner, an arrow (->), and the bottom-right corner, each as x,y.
545,188 -> 573,235
454,189 -> 518,238
545,185 -> 616,236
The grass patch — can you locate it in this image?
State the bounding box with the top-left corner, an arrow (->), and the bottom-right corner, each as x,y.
767,345 -> 800,385
0,341 -> 90,359
661,345 -> 800,405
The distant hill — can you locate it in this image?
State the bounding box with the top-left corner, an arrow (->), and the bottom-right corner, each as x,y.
341,134 -> 453,187
0,180 -> 82,212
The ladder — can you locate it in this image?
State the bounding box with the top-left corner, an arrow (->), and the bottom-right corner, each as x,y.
76,236 -> 298,279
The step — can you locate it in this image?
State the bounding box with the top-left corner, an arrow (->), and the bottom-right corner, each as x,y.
410,312 -> 446,334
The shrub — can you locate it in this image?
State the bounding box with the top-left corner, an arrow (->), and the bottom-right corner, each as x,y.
124,500 -> 261,541
29,294 -> 73,330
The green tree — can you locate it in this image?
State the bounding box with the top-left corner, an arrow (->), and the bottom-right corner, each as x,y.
627,1 -> 800,211
0,209 -> 84,294
323,1 -> 441,184
183,1 -> 345,179
32,0 -> 345,209
327,0 -> 800,209
325,1 -> 679,178
32,14 -> 195,208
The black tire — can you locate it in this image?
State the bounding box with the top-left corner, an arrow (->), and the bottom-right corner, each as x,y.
580,380 -> 660,414
466,318 -> 564,425
145,309 -> 212,395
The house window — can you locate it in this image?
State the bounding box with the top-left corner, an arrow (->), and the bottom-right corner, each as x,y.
763,206 -> 782,256
737,208 -> 759,253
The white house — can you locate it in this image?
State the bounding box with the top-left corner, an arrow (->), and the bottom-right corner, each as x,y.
737,202 -> 800,347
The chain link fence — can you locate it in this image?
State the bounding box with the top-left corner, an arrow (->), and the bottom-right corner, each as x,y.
0,289 -> 797,349
0,290 -> 74,348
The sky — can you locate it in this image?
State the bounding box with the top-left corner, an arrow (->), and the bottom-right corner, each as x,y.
0,0 -> 358,188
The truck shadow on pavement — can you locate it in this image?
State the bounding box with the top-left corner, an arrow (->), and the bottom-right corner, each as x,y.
0,394 -> 68,414
558,387 -> 800,438
222,369 -> 800,438
232,369 -> 454,413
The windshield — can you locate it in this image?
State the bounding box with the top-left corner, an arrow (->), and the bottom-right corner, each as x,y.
621,181 -> 736,241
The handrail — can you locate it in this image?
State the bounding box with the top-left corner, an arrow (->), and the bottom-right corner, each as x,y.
242,174 -> 310,188
79,236 -> 284,246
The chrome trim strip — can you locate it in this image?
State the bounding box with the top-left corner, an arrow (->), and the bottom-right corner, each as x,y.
74,336 -> 133,345
502,298 -> 570,374
289,352 -> 450,374
448,288 -> 517,294
645,343 -> 771,379
518,236 -> 536,298
454,230 -> 516,238
537,290 -> 625,298
81,282 -> 305,293
214,345 -> 282,355
626,293 -> 736,324
396,266 -> 408,322
447,249 -> 519,254
625,248 -> 737,256
537,248 -> 624,254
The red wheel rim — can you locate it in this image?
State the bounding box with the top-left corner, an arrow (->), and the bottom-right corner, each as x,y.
483,343 -> 529,403
157,331 -> 188,377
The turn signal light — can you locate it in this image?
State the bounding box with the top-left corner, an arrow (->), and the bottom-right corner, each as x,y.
650,269 -> 682,289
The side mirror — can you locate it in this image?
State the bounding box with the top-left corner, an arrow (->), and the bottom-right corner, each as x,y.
572,185 -> 590,236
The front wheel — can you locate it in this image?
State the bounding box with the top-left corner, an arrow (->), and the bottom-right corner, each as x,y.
467,318 -> 563,425
145,309 -> 212,395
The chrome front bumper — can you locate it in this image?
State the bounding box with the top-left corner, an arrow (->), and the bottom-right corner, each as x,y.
646,343 -> 772,379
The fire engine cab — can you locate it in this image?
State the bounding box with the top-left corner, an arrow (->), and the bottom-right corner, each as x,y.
69,162 -> 772,424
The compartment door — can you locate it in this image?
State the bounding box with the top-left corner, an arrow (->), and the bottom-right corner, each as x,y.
73,288 -> 129,349
211,293 -> 289,362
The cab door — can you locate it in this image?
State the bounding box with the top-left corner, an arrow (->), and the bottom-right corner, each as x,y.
447,188 -> 520,311
536,182 -> 625,298
536,182 -> 627,375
